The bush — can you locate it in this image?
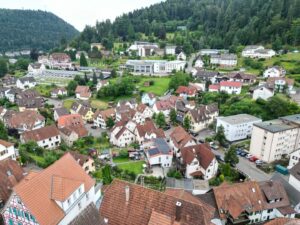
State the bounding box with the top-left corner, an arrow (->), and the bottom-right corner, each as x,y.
167,168 -> 183,179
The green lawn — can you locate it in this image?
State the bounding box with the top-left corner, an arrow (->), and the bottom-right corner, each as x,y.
117,161 -> 145,175
138,77 -> 171,96
113,157 -> 130,163
63,99 -> 76,109
34,85 -> 53,97
90,99 -> 108,109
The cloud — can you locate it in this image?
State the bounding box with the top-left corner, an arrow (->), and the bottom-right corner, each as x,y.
0,0 -> 164,31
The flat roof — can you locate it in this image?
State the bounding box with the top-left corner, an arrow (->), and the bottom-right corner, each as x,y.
218,114 -> 262,125
254,119 -> 298,133
280,114 -> 300,125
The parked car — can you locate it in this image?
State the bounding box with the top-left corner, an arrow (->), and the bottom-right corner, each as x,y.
215,155 -> 225,162
163,125 -> 171,131
211,144 -> 219,150
255,160 -> 264,165
249,156 -> 258,162
222,142 -> 230,148
240,151 -> 247,157
246,154 -> 253,159
91,125 -> 97,129
236,150 -> 241,155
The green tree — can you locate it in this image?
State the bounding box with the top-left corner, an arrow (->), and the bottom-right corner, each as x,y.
106,117 -> 115,129
183,116 -> 191,131
215,125 -> 226,146
0,58 -> 8,77
16,58 -> 30,70
99,72 -> 104,80
111,69 -> 117,78
168,71 -> 190,91
170,109 -> 177,125
224,146 -> 239,165
80,53 -> 88,67
67,80 -> 78,96
92,72 -> 98,85
30,49 -> 39,61
155,112 -> 166,128
0,121 -> 8,140
102,165 -> 113,185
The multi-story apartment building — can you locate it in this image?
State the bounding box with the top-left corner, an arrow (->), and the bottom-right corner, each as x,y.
216,114 -> 262,142
250,114 -> 300,163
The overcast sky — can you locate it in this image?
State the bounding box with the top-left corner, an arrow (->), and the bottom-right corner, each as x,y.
0,0 -> 164,31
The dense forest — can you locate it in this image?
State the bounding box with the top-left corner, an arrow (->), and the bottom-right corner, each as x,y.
72,0 -> 300,53
0,9 -> 79,52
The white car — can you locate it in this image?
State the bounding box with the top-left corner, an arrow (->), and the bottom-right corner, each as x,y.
255,160 -> 264,165
246,154 -> 253,159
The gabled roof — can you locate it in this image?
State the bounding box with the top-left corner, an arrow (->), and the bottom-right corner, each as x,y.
209,84 -> 220,90
8,110 -> 45,130
54,107 -> 69,117
18,77 -> 36,84
136,120 -> 165,139
57,114 -> 84,128
289,161 -> 300,181
170,126 -> 195,149
93,108 -> 115,120
180,144 -> 215,170
220,81 -> 242,88
0,139 -> 14,148
176,86 -> 197,96
13,153 -> 95,225
68,151 -> 92,167
69,203 -> 104,225
21,125 -> 60,142
100,179 -> 214,225
267,77 -> 294,86
226,72 -> 256,80
188,104 -> 218,123
0,159 -> 25,204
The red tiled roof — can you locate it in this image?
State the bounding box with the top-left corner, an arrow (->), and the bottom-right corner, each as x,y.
180,144 -> 215,170
8,110 -> 45,130
176,86 -> 197,96
264,218 -> 300,225
100,179 -> 214,225
170,126 -> 195,149
13,153 -> 95,225
208,84 -> 220,90
220,81 -> 242,88
0,139 -> 14,147
57,114 -> 84,128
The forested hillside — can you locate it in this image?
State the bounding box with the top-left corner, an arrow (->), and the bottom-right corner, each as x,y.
73,0 -> 300,53
0,9 -> 79,52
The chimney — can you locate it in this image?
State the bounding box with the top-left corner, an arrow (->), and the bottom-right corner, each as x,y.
125,185 -> 130,205
175,201 -> 182,222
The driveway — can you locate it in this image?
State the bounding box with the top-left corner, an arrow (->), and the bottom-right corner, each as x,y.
44,98 -> 64,108
186,51 -> 201,73
212,149 -> 272,182
85,124 -> 108,138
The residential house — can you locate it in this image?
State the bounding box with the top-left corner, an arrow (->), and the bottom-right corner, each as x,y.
7,110 -> 45,134
1,75 -> 17,87
143,138 -> 173,168
51,87 -> 67,98
252,84 -> 274,100
57,114 -> 85,128
263,66 -> 286,78
53,107 -> 69,121
0,159 -> 25,209
110,120 -> 136,147
288,149 -> 300,169
165,45 -> 177,55
216,114 -> 262,142
208,84 -> 220,93
179,144 -> 218,180
225,72 -> 257,85
219,81 -> 242,94
200,49 -> 229,56
195,58 -> 204,68
16,97 -> 44,112
16,77 -> 36,90
28,63 -> 46,75
1,153 -> 102,225
49,53 -> 73,69
169,126 -> 197,156
141,92 -> 156,107
264,218 -> 300,225
117,99 -> 137,110
93,108 -> 116,129
127,41 -> 159,57
176,86 -> 198,99
69,151 -> 95,174
0,140 -> 16,161
289,162 -> 300,192
133,103 -> 153,124
175,99 -> 196,123
177,52 -> 187,61
70,101 -> 94,122
20,125 -> 61,150
242,45 -> 276,58
153,95 -> 178,117
100,179 -> 215,225
267,77 -> 294,93
4,88 -> 22,103
210,54 -> 237,67
250,114 -> 300,163
193,70 -> 220,83
75,86 -> 91,100
185,103 -> 219,134
135,120 -> 165,145
59,126 -> 88,147
115,104 -> 136,122
96,80 -> 109,91
214,181 -> 296,225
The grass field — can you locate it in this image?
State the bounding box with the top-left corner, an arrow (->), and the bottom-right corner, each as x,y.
91,99 -> 108,109
138,77 -> 171,96
63,99 -> 76,109
34,85 -> 53,97
117,161 -> 145,175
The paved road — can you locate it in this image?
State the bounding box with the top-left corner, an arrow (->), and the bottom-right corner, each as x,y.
212,149 -> 272,182
186,51 -> 201,73
85,124 -> 108,138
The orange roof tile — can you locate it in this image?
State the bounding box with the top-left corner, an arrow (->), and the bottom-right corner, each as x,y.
13,153 -> 95,225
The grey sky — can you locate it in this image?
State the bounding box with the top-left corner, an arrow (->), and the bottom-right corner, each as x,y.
0,0 -> 164,31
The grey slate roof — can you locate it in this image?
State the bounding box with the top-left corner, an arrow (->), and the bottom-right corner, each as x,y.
69,203 -> 104,225
153,138 -> 170,154
254,119 -> 298,133
217,114 -> 262,125
54,107 -> 69,117
280,114 -> 300,125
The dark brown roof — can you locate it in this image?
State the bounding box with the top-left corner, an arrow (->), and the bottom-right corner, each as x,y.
69,203 -> 104,225
196,192 -> 220,219
59,125 -> 88,138
290,161 -> 300,181
54,107 -> 69,117
16,98 -> 44,109
188,104 -> 218,123
100,179 -> 214,225
8,110 -> 45,130
21,125 -> 59,142
170,126 -> 195,149
136,120 -> 165,139
0,159 -> 25,204
68,151 -> 93,167
180,144 -> 215,170
226,72 -> 257,81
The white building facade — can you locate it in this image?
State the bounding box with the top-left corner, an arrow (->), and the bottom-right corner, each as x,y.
0,140 -> 16,161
